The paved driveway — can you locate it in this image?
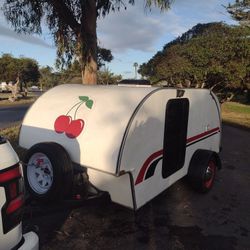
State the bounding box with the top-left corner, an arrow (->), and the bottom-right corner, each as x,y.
0,104 -> 30,129
23,124 -> 250,250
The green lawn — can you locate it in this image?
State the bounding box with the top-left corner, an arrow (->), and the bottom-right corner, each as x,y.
221,102 -> 250,130
0,92 -> 37,106
223,102 -> 250,114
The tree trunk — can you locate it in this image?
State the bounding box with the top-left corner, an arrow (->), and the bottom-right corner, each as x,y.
201,82 -> 206,88
227,92 -> 235,102
80,0 -> 97,84
82,55 -> 97,84
9,76 -> 19,102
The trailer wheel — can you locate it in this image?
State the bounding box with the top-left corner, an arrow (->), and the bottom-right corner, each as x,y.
187,150 -> 220,193
24,142 -> 73,202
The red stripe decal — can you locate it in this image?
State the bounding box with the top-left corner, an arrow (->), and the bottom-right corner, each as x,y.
135,127 -> 220,185
186,127 -> 220,144
135,149 -> 163,185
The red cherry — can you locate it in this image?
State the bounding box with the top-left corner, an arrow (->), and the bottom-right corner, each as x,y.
54,115 -> 72,133
65,119 -> 84,138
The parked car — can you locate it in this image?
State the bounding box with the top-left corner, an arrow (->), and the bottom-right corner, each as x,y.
29,86 -> 40,92
0,82 -> 9,93
0,135 -> 39,250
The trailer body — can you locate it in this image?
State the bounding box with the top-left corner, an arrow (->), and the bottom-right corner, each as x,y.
19,84 -> 221,209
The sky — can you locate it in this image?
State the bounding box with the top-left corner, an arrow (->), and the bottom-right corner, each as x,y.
0,0 -> 237,79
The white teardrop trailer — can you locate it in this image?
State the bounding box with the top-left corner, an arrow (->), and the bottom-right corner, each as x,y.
19,84 -> 221,210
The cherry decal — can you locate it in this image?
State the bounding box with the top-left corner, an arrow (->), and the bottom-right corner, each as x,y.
54,96 -> 93,139
65,119 -> 85,138
54,115 -> 72,133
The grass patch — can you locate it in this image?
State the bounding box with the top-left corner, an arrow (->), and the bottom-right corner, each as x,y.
0,125 -> 26,160
221,102 -> 250,130
223,102 -> 250,114
0,92 -> 37,106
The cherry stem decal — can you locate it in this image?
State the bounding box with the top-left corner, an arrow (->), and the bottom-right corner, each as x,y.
78,96 -> 94,109
66,101 -> 82,116
74,96 -> 94,119
54,96 -> 94,139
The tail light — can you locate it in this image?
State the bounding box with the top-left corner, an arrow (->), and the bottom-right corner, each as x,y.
0,163 -> 24,234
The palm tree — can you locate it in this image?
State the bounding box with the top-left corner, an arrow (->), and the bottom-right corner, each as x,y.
133,62 -> 139,79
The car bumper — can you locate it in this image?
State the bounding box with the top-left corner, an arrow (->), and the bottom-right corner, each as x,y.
18,232 -> 39,250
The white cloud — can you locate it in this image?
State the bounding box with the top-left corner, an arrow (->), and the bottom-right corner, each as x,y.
0,1 -> 53,49
97,2 -> 186,53
171,0 -> 237,26
0,24 -> 53,48
97,0 -> 237,54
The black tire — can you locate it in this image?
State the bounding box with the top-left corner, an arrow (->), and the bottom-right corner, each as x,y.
23,142 -> 73,202
187,150 -> 220,193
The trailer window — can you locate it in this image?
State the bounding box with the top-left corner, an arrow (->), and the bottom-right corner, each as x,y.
162,98 -> 189,178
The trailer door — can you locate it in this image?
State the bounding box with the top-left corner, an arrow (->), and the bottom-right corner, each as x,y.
162,98 -> 189,178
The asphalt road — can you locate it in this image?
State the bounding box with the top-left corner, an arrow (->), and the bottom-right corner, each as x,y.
0,104 -> 30,129
23,124 -> 250,250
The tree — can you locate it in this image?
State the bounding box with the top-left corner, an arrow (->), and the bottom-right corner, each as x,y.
139,23 -> 250,93
0,54 -> 40,101
39,66 -> 61,90
0,54 -> 40,90
133,62 -> 138,79
2,0 -> 173,85
97,47 -> 113,69
226,0 -> 250,27
19,57 -> 40,91
0,54 -> 18,82
60,46 -> 113,83
226,0 -> 250,101
97,68 -> 122,85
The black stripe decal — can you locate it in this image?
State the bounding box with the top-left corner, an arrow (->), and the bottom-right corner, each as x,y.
145,157 -> 163,180
11,237 -> 25,250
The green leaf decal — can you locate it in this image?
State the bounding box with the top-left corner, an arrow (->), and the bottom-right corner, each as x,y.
86,99 -> 93,109
79,96 -> 89,102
